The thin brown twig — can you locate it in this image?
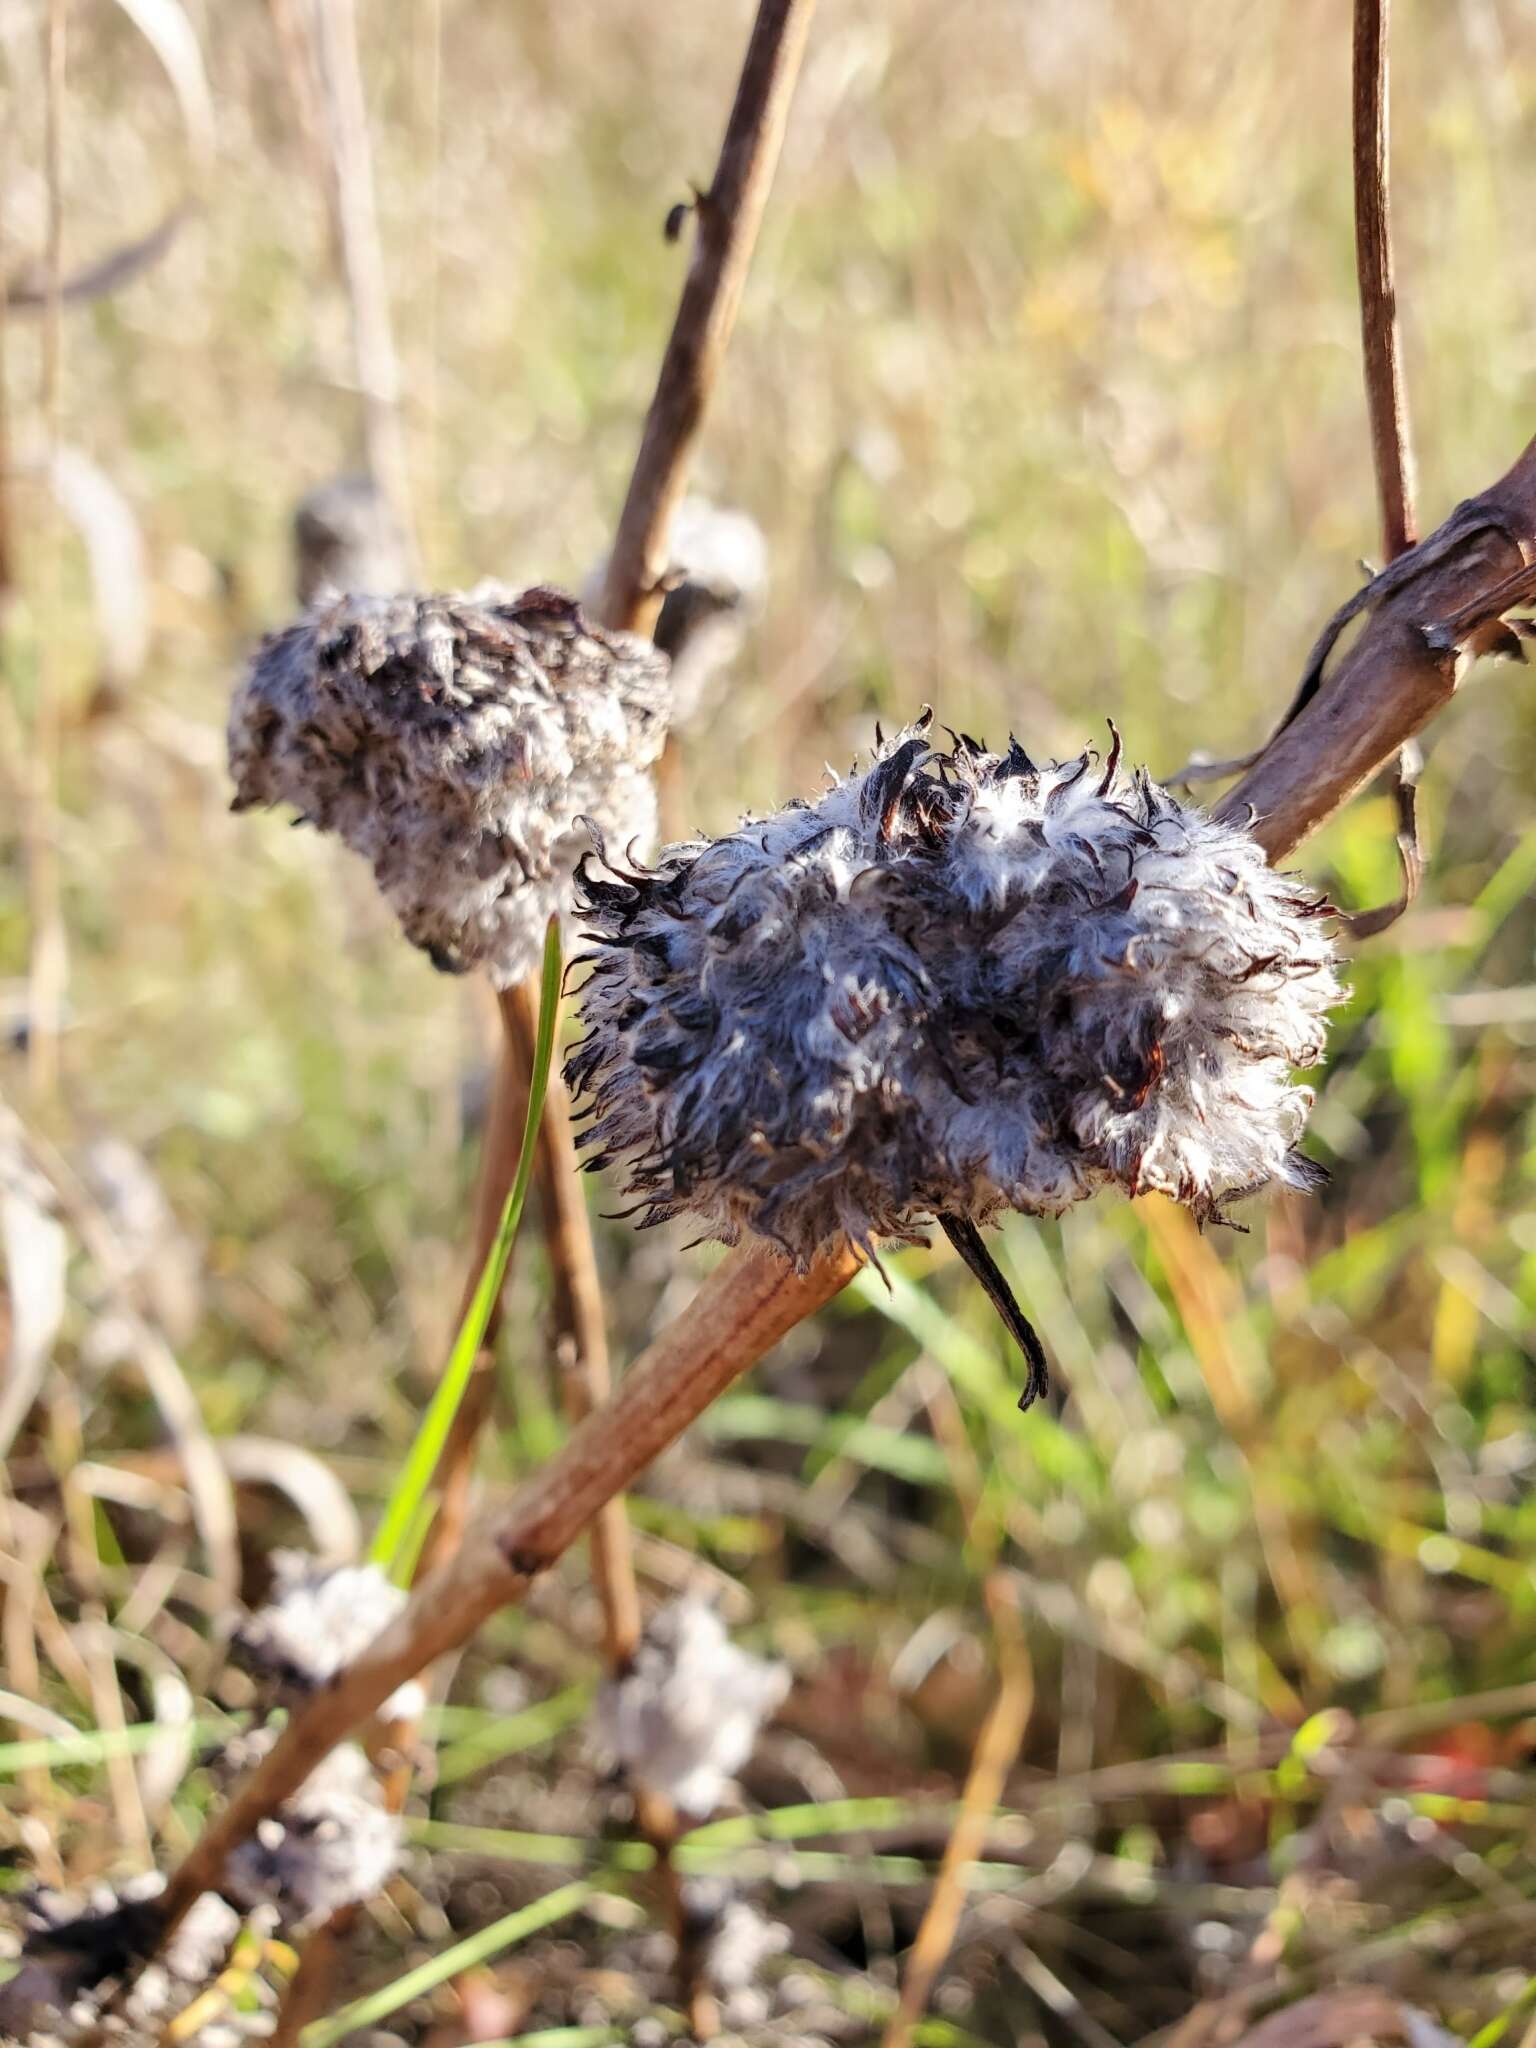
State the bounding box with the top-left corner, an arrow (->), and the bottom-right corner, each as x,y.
1216,434 -> 1536,858
428,0 -> 819,1597
501,977 -> 642,1670
406,6 -> 816,2020
881,1573 -> 1033,2048
597,0 -> 818,637
1353,0 -> 1416,567
268,3 -> 818,2026
1336,0 -> 1423,939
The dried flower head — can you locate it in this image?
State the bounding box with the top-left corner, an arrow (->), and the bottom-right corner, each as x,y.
291,472 -> 408,607
652,497 -> 768,728
676,1880 -> 791,2030
693,1887 -> 791,1994
224,1743 -> 400,1928
569,715 -> 1341,1395
228,587 -> 670,987
593,1595 -> 791,1817
0,1880 -> 241,2045
232,1550 -> 424,1724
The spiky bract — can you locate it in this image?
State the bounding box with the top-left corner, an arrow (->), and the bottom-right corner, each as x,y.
568,716 -> 1341,1261
228,587 -> 669,986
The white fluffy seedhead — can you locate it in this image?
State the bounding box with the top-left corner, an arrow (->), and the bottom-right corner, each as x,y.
224,1744 -> 400,1928
592,1596 -> 790,1818
0,1880 -> 241,2045
228,587 -> 670,987
652,497 -> 769,729
232,1551 -> 424,1724
569,713 -> 1342,1260
291,473 -> 408,607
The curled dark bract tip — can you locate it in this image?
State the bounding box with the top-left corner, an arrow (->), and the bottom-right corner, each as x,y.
938,1212 -> 1051,1411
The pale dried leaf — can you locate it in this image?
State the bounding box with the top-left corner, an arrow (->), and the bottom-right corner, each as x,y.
110,0 -> 215,167
0,1118 -> 67,1462
48,447 -> 151,686
1232,1990 -> 1464,2048
219,1434 -> 362,1562
135,1666 -> 195,1818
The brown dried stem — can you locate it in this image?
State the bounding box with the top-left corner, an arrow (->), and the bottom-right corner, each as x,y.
1333,0 -> 1424,938
1219,442 -> 1536,863
1353,0 -> 1417,565
597,0 -> 817,637
153,1237 -> 861,1937
265,13 -> 818,2032
501,977 -> 642,1670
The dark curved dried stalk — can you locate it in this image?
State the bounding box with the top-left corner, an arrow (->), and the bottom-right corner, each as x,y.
1218,464 -> 1536,863
3,203 -> 190,313
1337,0 -> 1422,938
1353,0 -> 1416,567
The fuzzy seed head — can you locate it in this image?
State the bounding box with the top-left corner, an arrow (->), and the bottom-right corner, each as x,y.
696,1890 -> 791,1995
292,473 -> 408,607
568,716 -> 1342,1261
228,587 -> 670,987
223,1744 -> 400,1927
232,1551 -> 425,1723
592,1596 -> 791,1817
0,1881 -> 241,2045
652,497 -> 768,729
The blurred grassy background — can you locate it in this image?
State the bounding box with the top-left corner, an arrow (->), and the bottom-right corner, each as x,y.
5,0 -> 1536,2040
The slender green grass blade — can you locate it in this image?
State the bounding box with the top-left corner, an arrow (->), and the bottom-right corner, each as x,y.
370,920 -> 563,1582
1469,1974 -> 1536,2048
701,1391 -> 951,1484
0,1716 -> 241,1777
464,2033 -> 623,2048
434,1683 -> 591,1786
299,1881 -> 591,2048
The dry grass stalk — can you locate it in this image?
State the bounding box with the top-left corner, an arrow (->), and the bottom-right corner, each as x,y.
25,0 -> 70,1101
597,0 -> 818,638
880,1573 -> 1032,2048
502,975 -> 641,1670
1335,0 -> 1424,939
310,0 -> 418,576
1353,0 -> 1417,566
428,0 -> 819,1570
